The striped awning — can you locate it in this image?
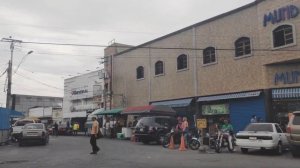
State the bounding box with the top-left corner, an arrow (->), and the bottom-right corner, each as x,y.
151,98 -> 193,108
272,88 -> 300,99
197,91 -> 261,102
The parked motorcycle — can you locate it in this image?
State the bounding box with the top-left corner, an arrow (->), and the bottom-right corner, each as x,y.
162,128 -> 201,150
215,130 -> 235,153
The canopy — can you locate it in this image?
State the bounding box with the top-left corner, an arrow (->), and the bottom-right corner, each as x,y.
151,98 -> 193,108
9,110 -> 25,118
121,105 -> 176,116
94,108 -> 123,115
91,108 -> 104,115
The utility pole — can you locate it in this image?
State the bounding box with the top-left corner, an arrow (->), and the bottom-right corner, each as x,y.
1,37 -> 22,109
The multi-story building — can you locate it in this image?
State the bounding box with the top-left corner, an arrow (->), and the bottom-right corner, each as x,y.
11,94 -> 63,118
105,0 -> 300,132
63,70 -> 104,127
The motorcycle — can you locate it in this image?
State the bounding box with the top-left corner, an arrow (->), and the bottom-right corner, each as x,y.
162,128 -> 201,150
215,130 -> 235,153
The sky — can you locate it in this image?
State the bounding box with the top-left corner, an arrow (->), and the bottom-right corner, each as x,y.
0,0 -> 255,107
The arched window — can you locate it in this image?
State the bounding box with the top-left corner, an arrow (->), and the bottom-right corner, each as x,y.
177,54 -> 188,70
136,66 -> 144,79
155,61 -> 164,75
203,47 -> 216,64
235,37 -> 251,57
273,25 -> 294,48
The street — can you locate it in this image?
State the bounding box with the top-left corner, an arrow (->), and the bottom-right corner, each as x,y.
0,136 -> 299,168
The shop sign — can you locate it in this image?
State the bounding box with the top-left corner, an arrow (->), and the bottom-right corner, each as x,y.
197,119 -> 207,129
263,5 -> 299,27
71,89 -> 88,95
274,71 -> 300,85
202,104 -> 229,115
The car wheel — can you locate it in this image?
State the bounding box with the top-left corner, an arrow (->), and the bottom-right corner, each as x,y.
19,140 -> 23,147
241,148 -> 248,154
275,142 -> 283,155
142,140 -> 150,145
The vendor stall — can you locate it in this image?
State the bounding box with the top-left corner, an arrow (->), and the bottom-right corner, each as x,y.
121,105 -> 176,116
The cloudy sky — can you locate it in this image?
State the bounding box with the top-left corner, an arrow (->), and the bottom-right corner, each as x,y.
0,0 -> 255,107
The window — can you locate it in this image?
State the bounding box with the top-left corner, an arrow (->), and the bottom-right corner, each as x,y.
155,61 -> 164,75
273,25 -> 294,48
177,54 -> 188,70
136,66 -> 144,79
275,124 -> 283,133
235,37 -> 251,57
203,47 -> 216,64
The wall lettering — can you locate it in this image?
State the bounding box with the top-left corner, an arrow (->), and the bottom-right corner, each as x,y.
264,5 -> 299,27
274,71 -> 300,85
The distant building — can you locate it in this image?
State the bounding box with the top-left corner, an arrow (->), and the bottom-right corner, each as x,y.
63,70 -> 104,128
11,94 -> 63,118
29,106 -> 63,124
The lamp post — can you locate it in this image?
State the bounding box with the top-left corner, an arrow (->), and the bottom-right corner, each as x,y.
2,36 -> 33,109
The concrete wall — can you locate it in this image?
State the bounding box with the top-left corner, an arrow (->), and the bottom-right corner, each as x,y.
111,0 -> 300,107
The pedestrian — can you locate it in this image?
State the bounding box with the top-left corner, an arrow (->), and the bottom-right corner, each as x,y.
250,115 -> 257,123
84,122 -> 88,136
73,122 -> 79,136
181,117 -> 189,147
54,122 -> 58,136
132,116 -> 138,127
90,116 -> 100,154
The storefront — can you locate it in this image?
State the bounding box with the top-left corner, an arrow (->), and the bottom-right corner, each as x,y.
197,91 -> 266,133
271,88 -> 300,127
150,98 -> 195,124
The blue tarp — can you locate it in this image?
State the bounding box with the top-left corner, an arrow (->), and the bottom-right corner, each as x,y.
0,108 -> 24,129
0,108 -> 10,130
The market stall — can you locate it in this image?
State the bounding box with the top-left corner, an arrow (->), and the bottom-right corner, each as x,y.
93,108 -> 125,138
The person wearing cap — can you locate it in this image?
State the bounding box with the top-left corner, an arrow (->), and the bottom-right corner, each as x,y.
90,116 -> 100,154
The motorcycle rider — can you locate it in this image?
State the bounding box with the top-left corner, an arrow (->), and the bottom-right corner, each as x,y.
220,119 -> 234,151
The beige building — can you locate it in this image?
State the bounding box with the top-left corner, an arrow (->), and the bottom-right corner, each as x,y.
105,0 -> 300,131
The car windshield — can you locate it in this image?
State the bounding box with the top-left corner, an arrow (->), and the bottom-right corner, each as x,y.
293,115 -> 300,125
136,117 -> 154,127
14,120 -> 34,126
24,124 -> 44,129
244,124 -> 273,132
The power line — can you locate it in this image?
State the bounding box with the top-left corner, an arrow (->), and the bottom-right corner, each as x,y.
2,40 -> 300,53
15,72 -> 63,90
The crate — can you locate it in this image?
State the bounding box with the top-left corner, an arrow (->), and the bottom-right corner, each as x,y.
117,133 -> 125,140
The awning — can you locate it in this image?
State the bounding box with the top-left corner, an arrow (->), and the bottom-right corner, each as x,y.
197,91 -> 261,102
272,88 -> 300,99
151,98 -> 193,108
121,105 -> 176,116
9,110 -> 24,118
95,108 -> 123,115
91,108 -> 104,115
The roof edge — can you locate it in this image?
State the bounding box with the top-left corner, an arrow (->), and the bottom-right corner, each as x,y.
115,0 -> 264,56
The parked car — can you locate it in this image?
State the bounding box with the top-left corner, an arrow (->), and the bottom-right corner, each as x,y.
134,116 -> 177,144
19,123 -> 49,146
11,118 -> 40,141
236,123 -> 289,155
287,111 -> 300,157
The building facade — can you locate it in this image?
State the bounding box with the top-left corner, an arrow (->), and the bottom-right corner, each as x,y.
105,0 -> 300,131
63,70 -> 104,126
11,94 -> 63,118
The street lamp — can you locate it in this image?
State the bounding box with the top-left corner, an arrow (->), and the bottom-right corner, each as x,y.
14,50 -> 34,74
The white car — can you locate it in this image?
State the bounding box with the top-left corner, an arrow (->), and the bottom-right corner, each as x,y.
236,123 -> 289,155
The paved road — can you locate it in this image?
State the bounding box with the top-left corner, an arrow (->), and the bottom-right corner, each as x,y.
0,136 -> 299,168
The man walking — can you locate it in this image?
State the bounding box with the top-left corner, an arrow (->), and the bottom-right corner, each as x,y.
90,117 -> 100,154
54,122 -> 58,137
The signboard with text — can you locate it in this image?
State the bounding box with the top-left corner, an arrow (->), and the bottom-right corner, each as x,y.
197,119 -> 207,129
202,104 -> 229,115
